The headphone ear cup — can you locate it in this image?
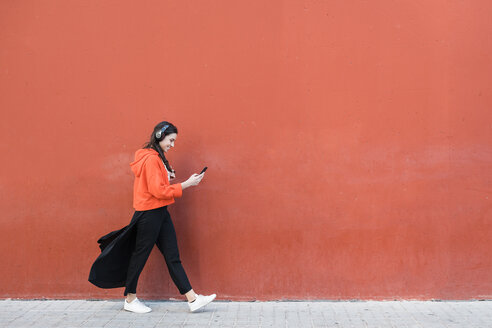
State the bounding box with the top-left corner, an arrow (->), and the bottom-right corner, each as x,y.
155,124 -> 169,141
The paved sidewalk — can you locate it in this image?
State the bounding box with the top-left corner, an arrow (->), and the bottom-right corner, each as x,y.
1,299 -> 491,327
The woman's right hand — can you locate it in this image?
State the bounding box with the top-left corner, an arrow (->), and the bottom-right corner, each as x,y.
181,173 -> 205,190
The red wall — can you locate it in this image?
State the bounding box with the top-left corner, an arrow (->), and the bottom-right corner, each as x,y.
1,1 -> 491,300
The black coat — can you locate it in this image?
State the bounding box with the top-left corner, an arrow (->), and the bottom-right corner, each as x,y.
88,213 -> 142,289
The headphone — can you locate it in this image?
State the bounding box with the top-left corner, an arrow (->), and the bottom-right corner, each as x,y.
155,124 -> 170,140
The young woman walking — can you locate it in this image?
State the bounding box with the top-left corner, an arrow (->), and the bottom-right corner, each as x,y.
89,121 -> 216,313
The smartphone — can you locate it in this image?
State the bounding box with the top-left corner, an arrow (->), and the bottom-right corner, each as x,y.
199,167 -> 208,174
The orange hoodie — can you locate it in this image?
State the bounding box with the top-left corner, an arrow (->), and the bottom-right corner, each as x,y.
130,148 -> 183,211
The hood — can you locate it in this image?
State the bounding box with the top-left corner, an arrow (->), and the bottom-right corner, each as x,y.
130,148 -> 159,177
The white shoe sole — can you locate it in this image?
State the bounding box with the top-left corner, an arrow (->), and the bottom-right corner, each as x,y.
124,308 -> 151,313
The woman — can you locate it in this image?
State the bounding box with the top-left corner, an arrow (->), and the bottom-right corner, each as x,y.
89,121 -> 216,313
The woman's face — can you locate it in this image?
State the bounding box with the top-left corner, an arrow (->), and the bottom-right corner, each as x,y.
159,133 -> 177,153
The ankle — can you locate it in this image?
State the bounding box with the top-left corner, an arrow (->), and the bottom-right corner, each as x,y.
126,294 -> 137,303
185,289 -> 197,302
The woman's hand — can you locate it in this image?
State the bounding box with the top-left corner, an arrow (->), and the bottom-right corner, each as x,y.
181,173 -> 205,190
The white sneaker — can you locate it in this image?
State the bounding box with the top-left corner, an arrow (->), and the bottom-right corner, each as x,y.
124,298 -> 152,313
188,294 -> 216,312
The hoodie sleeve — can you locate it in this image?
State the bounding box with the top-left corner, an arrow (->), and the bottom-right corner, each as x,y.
144,156 -> 183,200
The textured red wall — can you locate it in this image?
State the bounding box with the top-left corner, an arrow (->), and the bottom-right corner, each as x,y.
1,1 -> 491,300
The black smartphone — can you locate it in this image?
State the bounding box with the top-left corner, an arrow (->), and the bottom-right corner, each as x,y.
199,167 -> 208,174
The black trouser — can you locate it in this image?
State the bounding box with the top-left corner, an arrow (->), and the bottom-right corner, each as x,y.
124,206 -> 192,296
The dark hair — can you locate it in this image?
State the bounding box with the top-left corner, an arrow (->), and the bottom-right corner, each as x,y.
143,121 -> 178,173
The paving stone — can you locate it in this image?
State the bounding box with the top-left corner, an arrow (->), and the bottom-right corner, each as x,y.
1,300 -> 492,327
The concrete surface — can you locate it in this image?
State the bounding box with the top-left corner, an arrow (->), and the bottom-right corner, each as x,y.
1,299 -> 491,327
